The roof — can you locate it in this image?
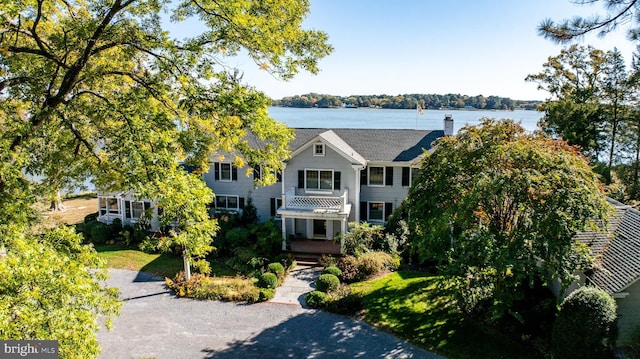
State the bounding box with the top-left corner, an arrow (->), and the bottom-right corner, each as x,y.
578,198 -> 640,294
287,128 -> 444,162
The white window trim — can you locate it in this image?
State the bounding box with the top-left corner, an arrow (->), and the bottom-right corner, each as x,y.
367,201 -> 386,223
368,166 -> 386,187
304,168 -> 334,193
313,143 -> 325,156
215,194 -> 240,211
219,162 -> 233,182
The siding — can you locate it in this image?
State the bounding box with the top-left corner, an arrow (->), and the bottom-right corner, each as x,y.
616,282 -> 640,345
360,165 -> 411,215
285,142 -> 359,222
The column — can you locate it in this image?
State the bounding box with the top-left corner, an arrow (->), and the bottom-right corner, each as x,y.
281,215 -> 287,250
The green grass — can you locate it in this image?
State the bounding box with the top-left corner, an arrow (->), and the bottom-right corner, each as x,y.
95,245 -> 236,279
351,271 -> 537,359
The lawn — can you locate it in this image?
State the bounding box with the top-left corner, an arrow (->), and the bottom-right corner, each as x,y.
95,245 -> 236,279
351,271 -> 537,359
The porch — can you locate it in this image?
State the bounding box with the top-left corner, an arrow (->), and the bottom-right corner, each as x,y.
277,188 -> 352,255
288,239 -> 341,255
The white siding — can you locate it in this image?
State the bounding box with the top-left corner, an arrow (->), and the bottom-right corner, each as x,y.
616,282 -> 640,345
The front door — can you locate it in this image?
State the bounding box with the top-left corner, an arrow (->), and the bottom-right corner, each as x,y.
313,219 -> 326,239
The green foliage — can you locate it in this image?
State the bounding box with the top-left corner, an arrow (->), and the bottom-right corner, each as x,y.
322,266 -> 342,279
551,286 -> 617,359
90,222 -> 111,245
267,262 -> 285,274
273,253 -> 296,270
324,285 -> 365,315
341,222 -> 385,256
315,273 -> 340,293
337,252 -> 399,284
239,198 -> 258,226
166,272 -> 260,303
406,119 -> 611,320
258,272 -> 278,289
274,93 -> 521,110
305,290 -> 327,308
258,288 -> 276,302
0,0 -> 330,352
0,227 -> 121,359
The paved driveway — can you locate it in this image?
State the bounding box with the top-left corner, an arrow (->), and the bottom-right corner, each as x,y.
97,269 -> 442,359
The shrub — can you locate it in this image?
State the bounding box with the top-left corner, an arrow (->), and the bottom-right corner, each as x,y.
337,255 -> 361,283
324,285 -> 365,315
316,273 -> 340,292
358,251 -> 399,277
322,266 -> 342,278
166,272 -> 260,303
84,212 -> 99,223
319,255 -> 338,267
551,286 -> 617,359
267,262 -> 286,284
273,253 -> 296,270
258,272 -> 278,289
258,288 -> 275,302
90,222 -> 110,244
267,262 -> 285,274
110,218 -> 123,239
305,290 -> 327,308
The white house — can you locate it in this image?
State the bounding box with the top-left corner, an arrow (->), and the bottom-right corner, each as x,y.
98,116 -> 454,253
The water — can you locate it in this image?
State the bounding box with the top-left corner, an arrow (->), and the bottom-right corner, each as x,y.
267,106 -> 543,133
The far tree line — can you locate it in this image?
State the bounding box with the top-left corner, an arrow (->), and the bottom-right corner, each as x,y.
272,93 -> 541,111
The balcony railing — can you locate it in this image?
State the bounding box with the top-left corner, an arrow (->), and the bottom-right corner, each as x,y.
282,187 -> 349,213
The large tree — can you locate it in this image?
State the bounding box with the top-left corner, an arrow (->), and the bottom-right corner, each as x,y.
0,0 -> 331,356
406,119 -> 610,319
539,0 -> 640,43
526,45 -> 608,161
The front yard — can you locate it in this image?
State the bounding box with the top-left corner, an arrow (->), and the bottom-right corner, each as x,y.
352,271 -> 537,359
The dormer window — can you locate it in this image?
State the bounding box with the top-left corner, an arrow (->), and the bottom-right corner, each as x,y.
314,143 -> 325,156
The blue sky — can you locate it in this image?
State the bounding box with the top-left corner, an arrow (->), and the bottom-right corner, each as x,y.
208,1 -> 638,101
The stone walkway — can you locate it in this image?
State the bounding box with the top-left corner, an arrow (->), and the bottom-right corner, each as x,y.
270,264 -> 322,306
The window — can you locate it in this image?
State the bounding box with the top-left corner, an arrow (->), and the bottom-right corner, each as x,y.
220,163 -> 232,181
215,195 -> 244,211
314,143 -> 325,156
99,197 -> 120,216
402,167 -> 420,186
366,166 -> 394,186
360,201 -> 393,223
132,201 -> 145,219
369,167 -> 384,186
270,198 -> 283,217
214,162 -> 237,182
305,169 -> 333,190
368,202 -> 384,221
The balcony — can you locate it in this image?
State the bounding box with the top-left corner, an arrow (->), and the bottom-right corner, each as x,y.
280,187 -> 351,216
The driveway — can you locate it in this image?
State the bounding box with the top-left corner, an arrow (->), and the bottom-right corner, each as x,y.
97,269 -> 442,359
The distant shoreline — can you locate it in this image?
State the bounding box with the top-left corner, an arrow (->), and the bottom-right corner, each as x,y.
270,106 -> 538,112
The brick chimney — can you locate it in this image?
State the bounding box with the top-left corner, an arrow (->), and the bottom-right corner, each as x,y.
444,114 -> 454,136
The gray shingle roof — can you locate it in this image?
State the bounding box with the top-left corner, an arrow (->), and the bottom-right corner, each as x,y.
289,128 -> 444,162
578,198 -> 640,294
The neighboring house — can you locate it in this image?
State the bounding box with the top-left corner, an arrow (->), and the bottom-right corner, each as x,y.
97,192 -> 161,231
203,117 -> 452,253
572,197 -> 640,345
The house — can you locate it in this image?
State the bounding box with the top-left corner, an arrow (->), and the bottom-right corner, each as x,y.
203,117 -> 452,253
97,192 -> 161,230
97,116 -> 453,252
573,197 -> 640,345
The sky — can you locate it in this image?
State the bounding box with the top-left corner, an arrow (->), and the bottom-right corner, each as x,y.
197,0 -> 639,101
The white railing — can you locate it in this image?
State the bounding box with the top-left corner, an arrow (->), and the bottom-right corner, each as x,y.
283,187 -> 349,212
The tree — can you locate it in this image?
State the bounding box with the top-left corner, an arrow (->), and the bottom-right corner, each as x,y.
1,0 -> 331,356
526,45 -> 608,160
539,0 -> 640,43
406,119 -> 610,319
602,48 -> 632,182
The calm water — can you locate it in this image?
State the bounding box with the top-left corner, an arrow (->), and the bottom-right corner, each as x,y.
267,106 -> 543,133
